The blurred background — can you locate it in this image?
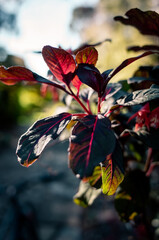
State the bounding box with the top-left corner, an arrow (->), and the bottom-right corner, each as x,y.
0,0 -> 159,240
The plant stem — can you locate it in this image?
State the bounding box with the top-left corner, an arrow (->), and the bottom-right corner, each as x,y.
87,100 -> 92,114
144,147 -> 153,173
68,87 -> 91,114
98,97 -> 101,113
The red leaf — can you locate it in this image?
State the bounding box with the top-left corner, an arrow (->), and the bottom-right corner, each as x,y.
71,75 -> 82,93
42,46 -> 76,84
75,47 -> 98,65
0,66 -> 35,85
114,8 -> 159,37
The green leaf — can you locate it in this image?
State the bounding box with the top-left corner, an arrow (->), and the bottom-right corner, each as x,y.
86,166 -> 102,189
73,181 -> 101,207
101,140 -> 124,195
16,112 -> 72,167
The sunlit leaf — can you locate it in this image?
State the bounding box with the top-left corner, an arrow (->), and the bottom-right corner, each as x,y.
42,45 -> 76,85
73,181 -> 101,207
101,140 -> 124,195
114,8 -> 159,37
0,66 -> 69,93
75,47 -> 98,65
17,112 -> 72,167
71,75 -> 82,93
68,114 -> 116,178
0,66 -> 35,85
84,166 -> 102,189
116,84 -> 159,106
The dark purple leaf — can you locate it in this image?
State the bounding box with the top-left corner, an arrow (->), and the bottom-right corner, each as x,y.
114,8 -> 159,37
16,112 -> 72,167
107,51 -> 159,82
68,114 -> 116,178
115,169 -> 150,221
102,69 -> 113,81
33,72 -> 69,93
116,84 -> 159,106
127,45 -> 159,52
122,128 -> 159,150
76,64 -> 106,97
72,38 -> 111,55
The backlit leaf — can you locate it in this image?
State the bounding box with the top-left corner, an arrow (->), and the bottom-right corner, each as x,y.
0,66 -> 35,85
16,112 -> 72,167
84,166 -> 102,189
68,114 -> 116,178
71,75 -> 82,93
42,46 -> 76,85
0,66 -> 68,92
101,140 -> 124,195
114,8 -> 159,37
75,47 -> 98,65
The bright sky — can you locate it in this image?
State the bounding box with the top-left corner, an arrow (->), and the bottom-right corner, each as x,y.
0,0 -> 98,76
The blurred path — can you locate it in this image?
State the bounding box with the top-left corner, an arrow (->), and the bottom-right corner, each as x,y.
0,126 -> 135,240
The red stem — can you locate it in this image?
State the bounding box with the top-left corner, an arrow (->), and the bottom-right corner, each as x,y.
98,97 -> 101,113
87,100 -> 92,114
68,87 -> 91,114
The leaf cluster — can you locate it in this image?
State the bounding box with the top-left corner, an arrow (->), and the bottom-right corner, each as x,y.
0,8 -> 159,229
